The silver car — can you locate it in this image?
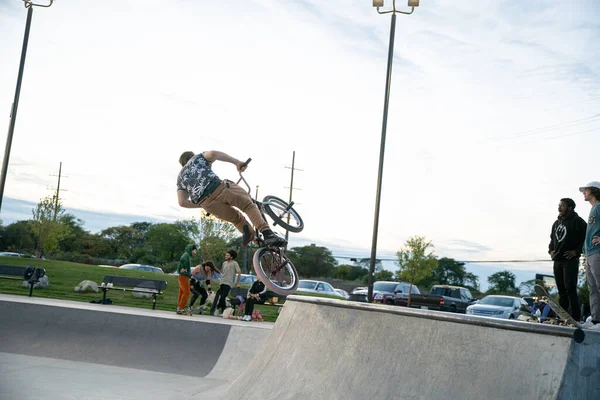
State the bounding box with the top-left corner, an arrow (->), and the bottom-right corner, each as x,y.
297,280 -> 345,299
466,295 -> 529,319
119,263 -> 164,274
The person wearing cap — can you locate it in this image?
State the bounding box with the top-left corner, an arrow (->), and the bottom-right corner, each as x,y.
548,198 -> 587,321
176,151 -> 287,248
177,243 -> 197,315
579,182 -> 600,328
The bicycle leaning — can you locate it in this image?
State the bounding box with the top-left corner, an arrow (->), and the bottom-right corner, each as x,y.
236,158 -> 304,296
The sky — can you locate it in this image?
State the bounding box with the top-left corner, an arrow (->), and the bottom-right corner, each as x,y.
0,0 -> 599,291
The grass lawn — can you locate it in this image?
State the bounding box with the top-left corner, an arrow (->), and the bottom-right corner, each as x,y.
0,256 -> 343,322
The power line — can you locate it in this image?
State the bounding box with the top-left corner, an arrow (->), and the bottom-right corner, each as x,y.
332,254 -> 552,264
478,113 -> 600,144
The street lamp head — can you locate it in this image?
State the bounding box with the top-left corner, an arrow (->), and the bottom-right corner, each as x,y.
373,0 -> 384,7
408,0 -> 419,6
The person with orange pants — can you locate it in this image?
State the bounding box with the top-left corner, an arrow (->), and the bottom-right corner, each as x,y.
177,244 -> 197,315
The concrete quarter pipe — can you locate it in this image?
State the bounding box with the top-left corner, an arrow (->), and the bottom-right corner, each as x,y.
1,294 -> 598,399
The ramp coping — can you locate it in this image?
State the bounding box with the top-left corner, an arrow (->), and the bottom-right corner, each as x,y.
287,295 -> 584,339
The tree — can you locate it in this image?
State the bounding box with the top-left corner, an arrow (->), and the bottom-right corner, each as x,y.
487,270 -> 518,294
333,264 -> 369,281
30,194 -> 64,258
288,245 -> 337,278
99,226 -> 139,259
396,236 -> 437,306
419,257 -> 479,291
1,220 -> 35,253
56,214 -> 89,253
144,223 -> 190,264
356,257 -> 383,273
197,213 -> 238,264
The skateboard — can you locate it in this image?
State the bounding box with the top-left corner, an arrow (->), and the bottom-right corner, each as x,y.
534,284 -> 580,328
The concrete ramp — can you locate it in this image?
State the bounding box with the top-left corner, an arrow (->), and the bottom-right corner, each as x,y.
0,295 -> 271,399
225,296 -> 600,400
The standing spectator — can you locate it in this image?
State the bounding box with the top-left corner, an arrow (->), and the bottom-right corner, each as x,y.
177,244 -> 197,315
211,249 -> 241,316
579,182 -> 600,329
189,261 -> 220,313
548,198 -> 587,321
241,279 -> 268,321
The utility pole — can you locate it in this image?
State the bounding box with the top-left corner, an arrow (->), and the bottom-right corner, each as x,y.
0,0 -> 55,213
49,161 -> 67,220
284,151 -> 302,247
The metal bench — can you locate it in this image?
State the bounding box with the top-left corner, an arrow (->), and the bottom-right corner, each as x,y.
0,264 -> 46,297
100,276 -> 167,309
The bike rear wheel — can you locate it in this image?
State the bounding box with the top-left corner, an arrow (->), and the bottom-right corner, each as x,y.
253,247 -> 299,296
262,195 -> 304,233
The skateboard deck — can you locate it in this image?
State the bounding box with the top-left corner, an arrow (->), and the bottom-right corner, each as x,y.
534,284 -> 580,328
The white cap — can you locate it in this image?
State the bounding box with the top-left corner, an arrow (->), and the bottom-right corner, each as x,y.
579,181 -> 600,192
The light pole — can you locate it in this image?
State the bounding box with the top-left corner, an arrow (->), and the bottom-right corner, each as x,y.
0,0 -> 54,213
367,0 -> 419,303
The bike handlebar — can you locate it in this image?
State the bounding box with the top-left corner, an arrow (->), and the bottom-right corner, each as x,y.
236,158 -> 253,195
241,158 -> 252,169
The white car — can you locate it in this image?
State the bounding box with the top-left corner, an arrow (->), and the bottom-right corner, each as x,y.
466,295 -> 529,320
297,280 -> 345,299
119,263 -> 164,274
334,289 -> 350,299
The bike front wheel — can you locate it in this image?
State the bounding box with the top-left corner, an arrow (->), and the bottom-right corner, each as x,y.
262,195 -> 304,233
253,247 -> 299,296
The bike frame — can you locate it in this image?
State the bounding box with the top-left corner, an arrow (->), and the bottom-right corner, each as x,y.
235,171 -> 293,284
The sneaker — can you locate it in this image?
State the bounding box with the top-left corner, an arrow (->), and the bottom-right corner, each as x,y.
242,224 -> 255,247
242,315 -> 251,321
262,230 -> 287,247
213,309 -> 220,317
176,309 -> 184,315
581,320 -> 594,329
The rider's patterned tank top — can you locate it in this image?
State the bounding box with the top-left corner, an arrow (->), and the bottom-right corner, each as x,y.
176,153 -> 221,204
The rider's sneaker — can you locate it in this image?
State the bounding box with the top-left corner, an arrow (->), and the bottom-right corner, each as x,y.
242,224 -> 255,247
262,229 -> 287,247
176,308 -> 184,315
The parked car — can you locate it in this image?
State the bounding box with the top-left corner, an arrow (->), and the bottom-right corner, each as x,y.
466,295 -> 530,319
297,280 -> 345,298
0,252 -> 23,257
407,285 -> 475,313
352,286 -> 367,294
334,289 -> 350,299
119,263 -> 164,274
352,281 -> 417,305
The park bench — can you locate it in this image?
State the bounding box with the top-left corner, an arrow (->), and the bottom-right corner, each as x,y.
0,264 -> 46,297
100,276 -> 167,310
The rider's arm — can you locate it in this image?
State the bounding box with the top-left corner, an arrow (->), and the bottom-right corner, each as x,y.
203,151 -> 247,172
177,190 -> 202,208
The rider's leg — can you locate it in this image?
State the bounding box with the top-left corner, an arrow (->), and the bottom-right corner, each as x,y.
202,197 -> 249,234
217,181 -> 269,232
189,279 -> 200,307
202,181 -> 286,245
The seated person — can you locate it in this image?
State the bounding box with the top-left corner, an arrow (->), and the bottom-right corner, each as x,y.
241,280 -> 267,321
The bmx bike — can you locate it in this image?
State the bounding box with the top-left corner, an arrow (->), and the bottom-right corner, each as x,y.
236,158 -> 304,296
